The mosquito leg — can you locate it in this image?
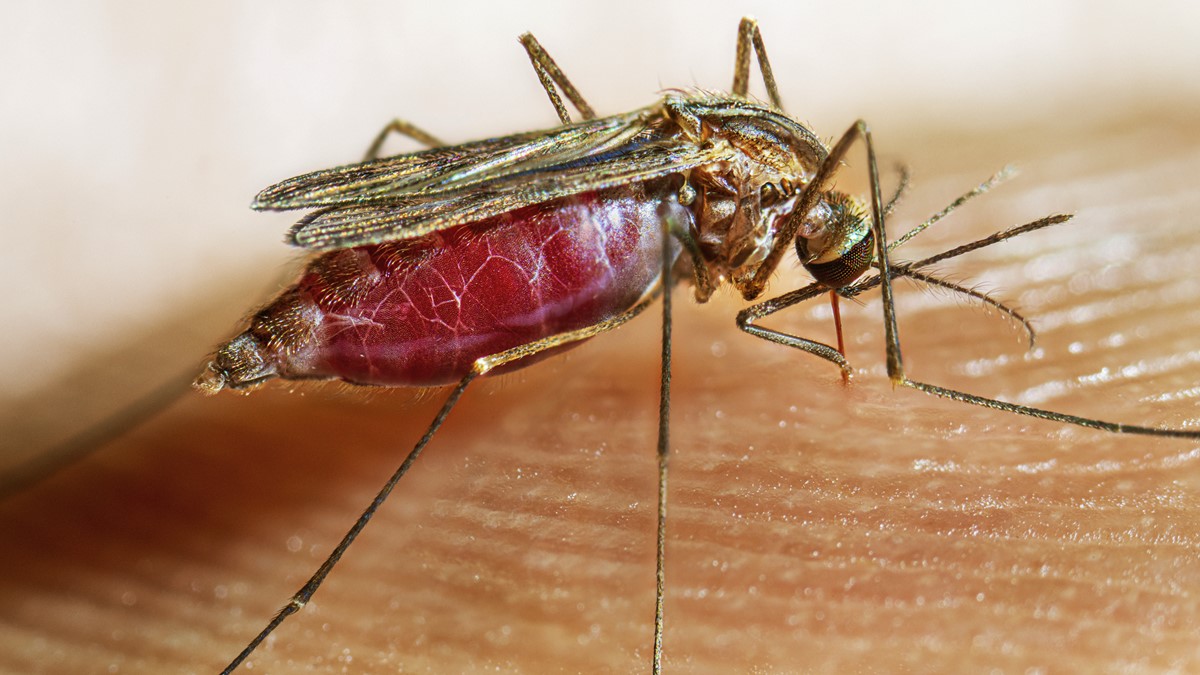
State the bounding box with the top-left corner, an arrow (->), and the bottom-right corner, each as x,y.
731,17 -> 783,109
649,203 -> 688,674
738,251 -> 1200,438
220,293 -> 663,674
859,140 -> 1014,383
362,118 -> 445,162
736,211 -> 1071,383
518,32 -> 596,124
858,137 -> 1200,438
478,216 -> 682,675
219,371 -> 478,675
736,123 -> 1198,439
476,295 -> 660,373
664,203 -> 715,302
743,120 -> 870,300
736,263 -> 1041,381
818,214 -> 1071,360
842,122 -> 907,380
906,381 -> 1200,436
736,280 -> 853,379
739,123 -> 907,299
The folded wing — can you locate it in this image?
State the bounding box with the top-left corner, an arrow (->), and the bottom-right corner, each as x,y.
252,104 -> 729,250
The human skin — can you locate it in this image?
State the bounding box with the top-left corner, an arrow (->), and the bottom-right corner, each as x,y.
3,6 -> 1200,673
2,109 -> 1200,673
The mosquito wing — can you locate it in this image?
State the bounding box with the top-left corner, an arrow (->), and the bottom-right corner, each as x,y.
252,104 -> 733,251
253,109 -> 655,210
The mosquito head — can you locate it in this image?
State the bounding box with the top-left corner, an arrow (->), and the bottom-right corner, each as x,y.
794,192 -> 875,289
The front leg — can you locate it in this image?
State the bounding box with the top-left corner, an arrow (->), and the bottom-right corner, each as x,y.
736,281 -> 853,379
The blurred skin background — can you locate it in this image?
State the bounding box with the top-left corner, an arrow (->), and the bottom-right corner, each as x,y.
2,1 -> 1199,672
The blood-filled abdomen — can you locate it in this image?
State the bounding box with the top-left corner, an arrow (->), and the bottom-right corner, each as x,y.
198,182 -> 679,391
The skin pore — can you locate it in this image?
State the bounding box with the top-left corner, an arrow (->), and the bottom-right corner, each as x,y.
2,109 -> 1199,673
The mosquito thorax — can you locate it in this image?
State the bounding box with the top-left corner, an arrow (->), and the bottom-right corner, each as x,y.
661,93 -> 840,293
662,93 -> 825,179
795,192 -> 875,289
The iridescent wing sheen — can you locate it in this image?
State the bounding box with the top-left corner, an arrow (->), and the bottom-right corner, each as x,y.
253,110 -> 652,210
252,105 -> 732,251
290,141 -> 728,250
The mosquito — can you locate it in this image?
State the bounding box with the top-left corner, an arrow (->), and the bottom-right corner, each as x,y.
197,18 -> 1200,673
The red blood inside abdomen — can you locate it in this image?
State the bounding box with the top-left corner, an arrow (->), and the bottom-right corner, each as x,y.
285,183 -> 675,386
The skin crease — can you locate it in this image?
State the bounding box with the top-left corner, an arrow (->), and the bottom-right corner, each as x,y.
2,9 -> 1200,675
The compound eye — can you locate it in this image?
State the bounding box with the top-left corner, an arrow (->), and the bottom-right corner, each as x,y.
798,230 -> 875,289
